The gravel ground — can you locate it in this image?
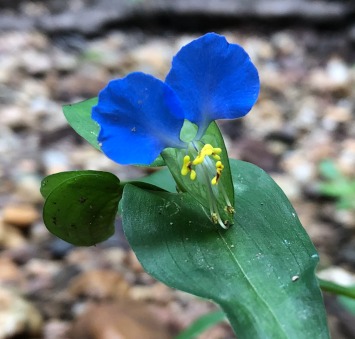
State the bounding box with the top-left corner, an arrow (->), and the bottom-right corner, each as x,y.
0,5 -> 355,338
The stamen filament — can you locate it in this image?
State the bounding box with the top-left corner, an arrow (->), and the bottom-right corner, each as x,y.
200,163 -> 228,229
205,156 -> 234,214
220,184 -> 234,214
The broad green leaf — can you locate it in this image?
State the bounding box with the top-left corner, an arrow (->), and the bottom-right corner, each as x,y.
122,159 -> 329,338
43,171 -> 122,246
162,122 -> 234,226
63,97 -> 100,150
175,310 -> 226,339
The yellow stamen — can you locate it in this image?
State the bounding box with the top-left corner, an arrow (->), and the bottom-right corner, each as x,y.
211,213 -> 218,224
181,155 -> 191,176
181,144 -> 225,185
211,161 -> 224,185
212,147 -> 222,155
192,144 -> 221,165
178,142 -> 232,228
226,206 -> 235,214
192,155 -> 203,165
216,161 -> 224,173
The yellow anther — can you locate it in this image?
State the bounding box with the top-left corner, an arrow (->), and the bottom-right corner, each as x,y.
202,144 -> 214,155
216,161 -> 224,174
181,155 -> 191,176
211,213 -> 218,224
211,161 -> 225,185
226,206 -> 235,214
192,145 -> 210,165
192,154 -> 204,165
190,170 -> 197,181
212,147 -> 222,154
192,144 -> 221,165
181,155 -> 197,180
212,148 -> 222,161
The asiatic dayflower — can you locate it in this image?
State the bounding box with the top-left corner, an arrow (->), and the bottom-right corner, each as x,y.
92,33 -> 260,228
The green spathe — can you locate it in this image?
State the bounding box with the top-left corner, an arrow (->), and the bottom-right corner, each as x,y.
163,122 -> 235,227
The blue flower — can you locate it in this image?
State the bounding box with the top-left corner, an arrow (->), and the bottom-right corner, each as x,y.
92,33 -> 259,166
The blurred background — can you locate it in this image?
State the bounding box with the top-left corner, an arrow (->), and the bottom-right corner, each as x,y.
0,0 -> 354,338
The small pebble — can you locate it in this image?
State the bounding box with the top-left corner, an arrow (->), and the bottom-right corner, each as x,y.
3,204 -> 39,228
0,286 -> 43,338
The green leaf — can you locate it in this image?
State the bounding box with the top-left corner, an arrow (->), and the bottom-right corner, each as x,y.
175,310 -> 226,339
41,171 -> 86,199
42,171 -> 122,246
337,197 -> 355,210
122,159 -> 329,338
319,160 -> 341,179
63,97 -> 101,150
162,122 -> 234,226
138,168 -> 177,193
319,182 -> 354,197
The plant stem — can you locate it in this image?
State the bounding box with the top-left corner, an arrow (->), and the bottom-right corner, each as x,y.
318,278 -> 355,299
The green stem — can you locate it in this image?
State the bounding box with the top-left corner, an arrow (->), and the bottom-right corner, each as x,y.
175,310 -> 225,339
318,278 -> 355,299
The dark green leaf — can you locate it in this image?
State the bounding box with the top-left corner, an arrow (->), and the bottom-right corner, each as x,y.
43,171 -> 122,246
41,171 -> 90,199
175,310 -> 226,339
122,159 -> 329,338
63,97 -> 100,150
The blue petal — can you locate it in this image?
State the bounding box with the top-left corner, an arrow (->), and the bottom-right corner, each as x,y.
92,72 -> 186,165
166,33 -> 260,134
